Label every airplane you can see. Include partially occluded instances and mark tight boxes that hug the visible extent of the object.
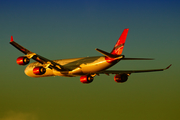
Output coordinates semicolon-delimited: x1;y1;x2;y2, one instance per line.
10;28;171;84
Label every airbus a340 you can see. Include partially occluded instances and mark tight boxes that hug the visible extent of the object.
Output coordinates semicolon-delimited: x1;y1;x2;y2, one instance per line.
10;29;171;83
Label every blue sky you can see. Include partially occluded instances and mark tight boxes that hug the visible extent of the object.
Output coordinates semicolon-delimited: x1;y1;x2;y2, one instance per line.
0;0;180;120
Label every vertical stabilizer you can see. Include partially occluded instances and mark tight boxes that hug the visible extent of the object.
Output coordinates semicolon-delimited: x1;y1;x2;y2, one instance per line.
111;28;129;55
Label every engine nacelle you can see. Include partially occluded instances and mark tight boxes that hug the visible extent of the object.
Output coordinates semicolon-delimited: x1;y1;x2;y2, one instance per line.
114;74;128;83
80;75;94;84
16;56;30;65
33;67;46;75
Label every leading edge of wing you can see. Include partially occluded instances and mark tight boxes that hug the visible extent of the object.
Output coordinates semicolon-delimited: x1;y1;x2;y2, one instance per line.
97;64;172;74
10;36;66;71
10;36;32;54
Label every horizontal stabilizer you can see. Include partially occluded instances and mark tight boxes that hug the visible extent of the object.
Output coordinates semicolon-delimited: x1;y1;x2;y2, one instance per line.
95;48;118;58
121;58;154;60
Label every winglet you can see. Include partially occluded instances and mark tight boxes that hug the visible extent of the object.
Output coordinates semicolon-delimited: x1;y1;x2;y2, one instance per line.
10;36;14;42
165;64;172;70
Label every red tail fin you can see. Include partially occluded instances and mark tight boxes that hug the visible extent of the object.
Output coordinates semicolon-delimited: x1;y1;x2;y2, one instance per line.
10;36;14;42
111;28;129;55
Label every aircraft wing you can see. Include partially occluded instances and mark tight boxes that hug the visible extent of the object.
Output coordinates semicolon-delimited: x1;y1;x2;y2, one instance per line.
97;64;172;75
10;36;66;71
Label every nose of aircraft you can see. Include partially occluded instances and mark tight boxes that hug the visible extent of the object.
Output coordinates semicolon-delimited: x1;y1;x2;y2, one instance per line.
24;67;33;77
24;67;29;76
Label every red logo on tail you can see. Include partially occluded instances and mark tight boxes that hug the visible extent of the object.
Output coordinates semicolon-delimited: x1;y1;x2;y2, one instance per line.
111;28;129;55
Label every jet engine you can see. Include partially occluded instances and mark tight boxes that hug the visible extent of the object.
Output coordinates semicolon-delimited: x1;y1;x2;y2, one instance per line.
16;56;30;65
33;67;46;75
80;75;94;84
114;73;128;83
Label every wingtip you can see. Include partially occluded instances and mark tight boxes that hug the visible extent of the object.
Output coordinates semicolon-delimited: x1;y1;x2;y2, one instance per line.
165;64;172;70
10;36;14;42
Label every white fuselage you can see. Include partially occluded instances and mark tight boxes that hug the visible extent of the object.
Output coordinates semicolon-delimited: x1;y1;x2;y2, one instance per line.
24;56;119;77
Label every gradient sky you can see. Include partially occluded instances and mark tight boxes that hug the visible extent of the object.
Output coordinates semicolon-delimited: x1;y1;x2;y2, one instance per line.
0;0;180;120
